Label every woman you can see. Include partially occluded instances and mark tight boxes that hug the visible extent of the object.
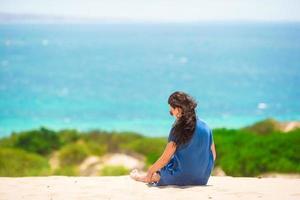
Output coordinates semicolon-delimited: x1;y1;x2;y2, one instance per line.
130;91;217;186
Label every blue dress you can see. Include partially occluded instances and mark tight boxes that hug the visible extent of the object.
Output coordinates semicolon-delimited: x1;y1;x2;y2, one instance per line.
154;116;215;186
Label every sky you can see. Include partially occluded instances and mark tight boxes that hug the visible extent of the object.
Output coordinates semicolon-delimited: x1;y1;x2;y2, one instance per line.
0;0;300;22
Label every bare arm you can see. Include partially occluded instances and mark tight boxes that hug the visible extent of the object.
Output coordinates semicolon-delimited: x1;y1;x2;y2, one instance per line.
148;141;177;174
211;142;216;161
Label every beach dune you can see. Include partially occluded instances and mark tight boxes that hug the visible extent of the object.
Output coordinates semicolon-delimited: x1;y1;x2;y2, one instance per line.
0;175;299;200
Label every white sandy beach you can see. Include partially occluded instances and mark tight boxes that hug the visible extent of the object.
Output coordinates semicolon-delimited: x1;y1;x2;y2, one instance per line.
0;175;299;200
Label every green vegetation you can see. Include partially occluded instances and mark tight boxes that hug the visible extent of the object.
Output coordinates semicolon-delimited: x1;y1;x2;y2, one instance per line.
100;165;130;176
52;165;79;176
0;119;299;177
58;142;90;167
0;127;61;156
0;147;50;176
243;118;282;134
120;137;166;166
213;128;300;176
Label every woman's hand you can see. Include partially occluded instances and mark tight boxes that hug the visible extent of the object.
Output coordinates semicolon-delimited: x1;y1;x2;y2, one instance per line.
144;171;154;183
144;141;177;183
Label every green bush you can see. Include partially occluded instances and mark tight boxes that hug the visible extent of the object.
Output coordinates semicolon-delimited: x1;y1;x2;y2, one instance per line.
120;137;167;166
84;141;107;156
52;165;79;176
0;147;50;176
58;142;90;167
0;133;19;148
213;128;300;176
8;127;61;156
57;129;81;146
81;130;144;152
0;119;299;177
99;165;130;176
243;118;281;134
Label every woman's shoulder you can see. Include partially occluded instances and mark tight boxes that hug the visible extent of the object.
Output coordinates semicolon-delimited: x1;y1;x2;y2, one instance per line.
196;117;212;134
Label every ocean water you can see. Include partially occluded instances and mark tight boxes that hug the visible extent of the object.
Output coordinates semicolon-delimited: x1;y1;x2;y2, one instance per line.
0;22;300;137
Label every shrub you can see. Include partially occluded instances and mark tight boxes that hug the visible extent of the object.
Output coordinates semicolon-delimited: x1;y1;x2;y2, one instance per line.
52;165;79;176
243;118;281;134
13;127;60;155
120;137;167;166
0;147;50;176
99;165;130;176
84;141;107;156
57;129;81;146
81;130;144;153
58;142;90;167
213;128;300;176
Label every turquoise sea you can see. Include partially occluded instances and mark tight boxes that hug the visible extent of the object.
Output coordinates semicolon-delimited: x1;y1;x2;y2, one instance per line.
0;22;300;137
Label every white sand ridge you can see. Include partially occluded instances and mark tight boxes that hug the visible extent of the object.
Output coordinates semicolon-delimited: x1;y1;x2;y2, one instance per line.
0;175;299;200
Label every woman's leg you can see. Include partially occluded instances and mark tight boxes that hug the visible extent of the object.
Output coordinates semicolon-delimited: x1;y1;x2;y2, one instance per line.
130;169;160;183
130;169;148;182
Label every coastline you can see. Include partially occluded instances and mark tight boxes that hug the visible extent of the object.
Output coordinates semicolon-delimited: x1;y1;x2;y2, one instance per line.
1;118;299;138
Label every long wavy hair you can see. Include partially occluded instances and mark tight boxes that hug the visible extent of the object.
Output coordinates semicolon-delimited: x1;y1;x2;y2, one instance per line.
168;91;198;148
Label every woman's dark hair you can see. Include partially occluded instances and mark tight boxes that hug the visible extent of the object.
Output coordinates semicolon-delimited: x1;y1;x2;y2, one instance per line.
168;91;198;148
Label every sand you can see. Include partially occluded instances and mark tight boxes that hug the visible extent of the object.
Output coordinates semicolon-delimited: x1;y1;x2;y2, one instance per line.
0;175;299;200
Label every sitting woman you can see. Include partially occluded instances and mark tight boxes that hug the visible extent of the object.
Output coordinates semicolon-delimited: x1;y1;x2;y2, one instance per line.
130;91;216;186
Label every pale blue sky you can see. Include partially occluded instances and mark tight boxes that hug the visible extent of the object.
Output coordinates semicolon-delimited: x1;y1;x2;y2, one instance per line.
0;0;300;22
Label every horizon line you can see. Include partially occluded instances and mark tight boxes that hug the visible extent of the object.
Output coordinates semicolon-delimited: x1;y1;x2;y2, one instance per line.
1;12;300;24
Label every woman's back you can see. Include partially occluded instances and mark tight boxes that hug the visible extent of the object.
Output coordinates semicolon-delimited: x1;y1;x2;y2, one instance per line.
156;116;215;186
